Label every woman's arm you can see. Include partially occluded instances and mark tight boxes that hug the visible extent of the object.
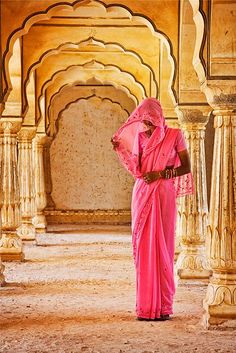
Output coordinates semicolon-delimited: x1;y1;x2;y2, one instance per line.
143;149;191;183
171;149;191;177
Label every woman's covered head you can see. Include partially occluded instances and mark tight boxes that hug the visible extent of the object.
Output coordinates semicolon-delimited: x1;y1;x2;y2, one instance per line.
138;98;164;127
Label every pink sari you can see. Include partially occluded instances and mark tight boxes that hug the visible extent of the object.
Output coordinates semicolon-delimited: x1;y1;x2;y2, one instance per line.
113;98;193;319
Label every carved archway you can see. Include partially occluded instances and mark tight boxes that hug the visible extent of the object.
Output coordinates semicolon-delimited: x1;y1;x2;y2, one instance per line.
2;0;177;112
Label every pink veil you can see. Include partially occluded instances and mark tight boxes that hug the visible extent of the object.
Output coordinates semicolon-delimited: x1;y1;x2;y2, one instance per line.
113;98;194;197
112;98;166;177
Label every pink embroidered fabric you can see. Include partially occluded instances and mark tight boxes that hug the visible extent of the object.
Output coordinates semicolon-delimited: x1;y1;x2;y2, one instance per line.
113;98;194;319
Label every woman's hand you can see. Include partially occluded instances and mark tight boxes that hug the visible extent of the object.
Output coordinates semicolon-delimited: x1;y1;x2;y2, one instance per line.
111;137;119;150
143;171;161;184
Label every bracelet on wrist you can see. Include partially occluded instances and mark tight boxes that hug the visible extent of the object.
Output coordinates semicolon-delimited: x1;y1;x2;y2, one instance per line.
162;168;178;179
173;168;177;178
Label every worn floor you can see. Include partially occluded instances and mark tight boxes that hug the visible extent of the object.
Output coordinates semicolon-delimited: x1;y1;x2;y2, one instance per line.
0;226;235;353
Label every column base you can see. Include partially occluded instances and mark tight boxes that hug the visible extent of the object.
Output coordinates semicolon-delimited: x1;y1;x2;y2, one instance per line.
17;220;36;240
176;246;212;279
33;214;47;233
203;274;236;329
203;311;236;330
0;232;24;262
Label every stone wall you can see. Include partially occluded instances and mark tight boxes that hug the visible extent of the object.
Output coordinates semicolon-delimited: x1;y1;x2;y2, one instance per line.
50;96;134;210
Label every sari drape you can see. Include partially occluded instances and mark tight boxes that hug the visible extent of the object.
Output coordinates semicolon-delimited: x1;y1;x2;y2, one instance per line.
113;98;193;319
132;128;180;318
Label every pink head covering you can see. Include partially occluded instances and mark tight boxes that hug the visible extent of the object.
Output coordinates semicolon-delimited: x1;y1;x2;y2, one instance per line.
113;98;166;156
138;97;164;127
112;98;167;177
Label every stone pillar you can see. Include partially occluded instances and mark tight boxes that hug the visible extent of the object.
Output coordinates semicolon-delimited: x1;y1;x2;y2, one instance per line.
43;136;55;210
175;107;212;279
32;134;47;233
0;119;24;261
17;127;36;240
167;119;183;261
202;91;236;328
0;189;5;285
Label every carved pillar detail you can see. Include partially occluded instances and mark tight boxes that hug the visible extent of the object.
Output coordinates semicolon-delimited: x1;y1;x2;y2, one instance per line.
32;134;47;233
17;127;36;240
43;136;55;210
175;107;212;279
201;89;236;328
0;119;24;261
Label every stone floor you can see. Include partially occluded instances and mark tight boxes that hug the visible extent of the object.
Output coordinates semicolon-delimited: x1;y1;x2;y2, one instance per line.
0;226;235;353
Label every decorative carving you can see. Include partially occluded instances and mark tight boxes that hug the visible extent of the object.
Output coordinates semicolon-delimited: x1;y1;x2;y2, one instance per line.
0;233;22;249
17;127;36;240
201;80;236;109
175;107;212;279
0;118;24;261
213;93;236;106
208;226;236;270
45;209;131;225
203;278;236;329
176;247;211;278
205;281;236;306
176;109;208;124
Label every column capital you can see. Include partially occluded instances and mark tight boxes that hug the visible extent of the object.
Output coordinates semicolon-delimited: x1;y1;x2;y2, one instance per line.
201;80;236;110
0;117;22;134
175;105;211;127
34;133;51;146
18;126;36;141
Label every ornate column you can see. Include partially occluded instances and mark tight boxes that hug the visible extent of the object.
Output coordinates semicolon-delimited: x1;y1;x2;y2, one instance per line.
43;136;55;210
32;133;47;233
0;119;24;261
202;86;236;328
167;119;183;260
0;183;5;285
175;107;212;279
17;127;36;240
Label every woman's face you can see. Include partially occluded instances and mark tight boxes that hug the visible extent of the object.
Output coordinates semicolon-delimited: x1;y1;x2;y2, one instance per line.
142;120;156;132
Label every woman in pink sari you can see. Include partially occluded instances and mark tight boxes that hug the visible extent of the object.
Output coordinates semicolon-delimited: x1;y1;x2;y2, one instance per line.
111;98;193;321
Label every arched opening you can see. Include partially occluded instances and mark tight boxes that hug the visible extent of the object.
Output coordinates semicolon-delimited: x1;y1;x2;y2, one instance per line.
2;0;177;120
49;95;134;223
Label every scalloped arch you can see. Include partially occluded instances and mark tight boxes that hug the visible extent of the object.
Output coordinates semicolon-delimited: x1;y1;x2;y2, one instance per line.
48;79;136;120
24;37;158;113
46;79;137;136
3;0;177;106
37;61;145;122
